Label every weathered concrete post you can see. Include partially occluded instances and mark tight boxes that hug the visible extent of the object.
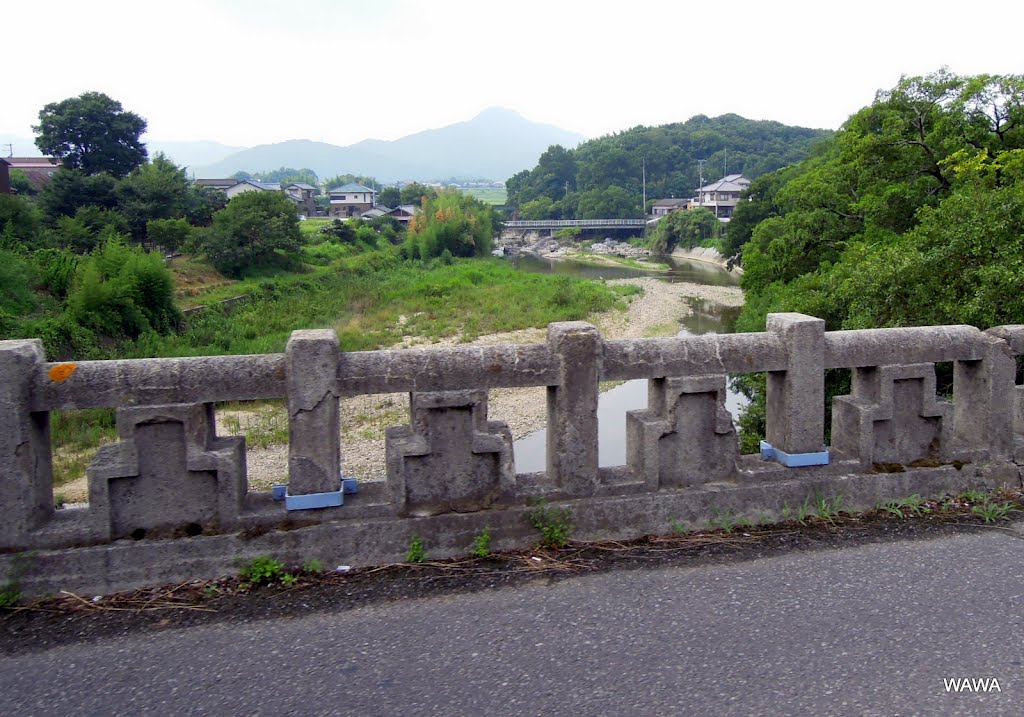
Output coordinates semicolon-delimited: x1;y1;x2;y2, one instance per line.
285;330;342;509
955;333;1016;460
764;313;826;463
546;322;601;496
0;340;52;548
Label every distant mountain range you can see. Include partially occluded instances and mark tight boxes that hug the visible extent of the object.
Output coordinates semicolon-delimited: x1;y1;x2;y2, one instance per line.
192;108;587;182
0;134;245;172
1;108;584;182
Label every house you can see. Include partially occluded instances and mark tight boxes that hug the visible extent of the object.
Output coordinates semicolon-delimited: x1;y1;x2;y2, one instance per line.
328;183;376;218
0;158;9;194
282;182;317;217
193;178;238;192
3;157;60;191
688;174;750;220
385;204;421;225
224;180;281;200
358;206;390;220
650;197;689;217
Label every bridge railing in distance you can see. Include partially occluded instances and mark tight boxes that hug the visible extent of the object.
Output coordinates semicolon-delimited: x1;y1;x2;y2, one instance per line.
2;313;1022;597
502;219;647;228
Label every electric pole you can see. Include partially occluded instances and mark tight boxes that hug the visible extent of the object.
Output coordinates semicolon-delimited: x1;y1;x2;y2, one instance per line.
697;159;706;208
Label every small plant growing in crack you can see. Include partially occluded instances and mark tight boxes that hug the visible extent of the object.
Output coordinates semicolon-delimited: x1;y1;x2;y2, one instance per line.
709;508;738;532
239;556;293;587
470;526;492;558
972;500;1014;523
406;535;427;563
0;553;32;608
814;496;845;526
528;499;573;549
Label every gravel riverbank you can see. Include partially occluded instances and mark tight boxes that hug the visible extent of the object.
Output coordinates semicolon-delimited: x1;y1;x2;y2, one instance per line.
57;278;744;498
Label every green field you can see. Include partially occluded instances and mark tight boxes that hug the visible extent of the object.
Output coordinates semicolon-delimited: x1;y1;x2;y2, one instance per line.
461;187;507;205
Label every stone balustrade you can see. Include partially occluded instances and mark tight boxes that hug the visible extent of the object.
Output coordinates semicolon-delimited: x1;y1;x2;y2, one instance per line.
2;314;1022;597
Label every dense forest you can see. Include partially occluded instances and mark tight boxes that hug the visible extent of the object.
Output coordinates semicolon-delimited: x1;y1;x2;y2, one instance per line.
727;70;1024;447
505;114;833;219
733;70;1024;333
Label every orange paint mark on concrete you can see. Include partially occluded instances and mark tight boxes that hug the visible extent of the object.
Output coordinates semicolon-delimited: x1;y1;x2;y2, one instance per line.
48;363;78;383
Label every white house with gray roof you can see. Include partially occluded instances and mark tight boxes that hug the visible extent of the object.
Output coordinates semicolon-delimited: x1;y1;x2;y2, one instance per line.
328;183;377;218
688;174;750;220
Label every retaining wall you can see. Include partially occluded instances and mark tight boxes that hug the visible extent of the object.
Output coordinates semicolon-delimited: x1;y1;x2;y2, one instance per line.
3;314;1024;597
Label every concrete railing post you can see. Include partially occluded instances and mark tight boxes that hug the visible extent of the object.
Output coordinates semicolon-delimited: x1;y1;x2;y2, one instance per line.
955;333;1016;460
0;340;53;548
285;330;342;509
763;313;827;464
546;322;601;496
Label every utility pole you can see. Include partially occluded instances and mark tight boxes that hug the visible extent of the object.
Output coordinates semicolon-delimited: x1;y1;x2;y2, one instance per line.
641;157;646;215
1;143;12;158
697;159;706;208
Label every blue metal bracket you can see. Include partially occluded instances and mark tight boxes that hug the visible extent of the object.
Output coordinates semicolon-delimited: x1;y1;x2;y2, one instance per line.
272;475;359;509
285;489;343;511
760;440;830;467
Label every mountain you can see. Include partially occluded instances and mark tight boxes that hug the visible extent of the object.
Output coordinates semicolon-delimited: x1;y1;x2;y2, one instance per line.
0;134;245;170
506;113;834;219
145;139;247;171
192;108;586;182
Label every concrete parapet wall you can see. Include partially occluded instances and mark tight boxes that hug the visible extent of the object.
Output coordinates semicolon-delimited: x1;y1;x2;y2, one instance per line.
2;314;1023;597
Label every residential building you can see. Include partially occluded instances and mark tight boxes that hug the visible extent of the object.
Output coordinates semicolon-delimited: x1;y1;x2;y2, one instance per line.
224;180;281;200
4;157;60;191
386;204;421;225
0;158;9;194
282;182;317;217
650;197;689;217
328;183;376;218
688;174;750;220
193;178;238;192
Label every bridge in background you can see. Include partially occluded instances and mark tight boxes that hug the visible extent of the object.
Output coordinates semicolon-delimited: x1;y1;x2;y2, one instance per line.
502;219;648;230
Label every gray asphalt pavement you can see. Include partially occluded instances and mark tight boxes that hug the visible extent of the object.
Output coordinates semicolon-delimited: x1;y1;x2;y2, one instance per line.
2;525;1023;717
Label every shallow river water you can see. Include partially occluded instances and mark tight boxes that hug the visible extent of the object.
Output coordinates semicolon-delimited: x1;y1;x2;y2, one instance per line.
509;255;746;471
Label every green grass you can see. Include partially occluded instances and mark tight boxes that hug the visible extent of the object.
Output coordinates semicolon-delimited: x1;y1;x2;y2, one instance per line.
460;188;507;205
299;218;333;236
125;256;626;358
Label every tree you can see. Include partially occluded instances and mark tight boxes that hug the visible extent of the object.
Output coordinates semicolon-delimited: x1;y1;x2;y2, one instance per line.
648;207;718;253
403;190;493;259
324;174;380;191
146;218;192;253
576;185;642;219
0;194;42;247
115;153;191;239
66;236;180;338
34;92;147;178
379;186;401;207
400;182;438;206
201;191;303;276
37;168;118;222
8;169;35;196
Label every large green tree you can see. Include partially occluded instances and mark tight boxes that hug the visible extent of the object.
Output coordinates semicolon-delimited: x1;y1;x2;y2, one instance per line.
34;92;148;178
201;191;303;276
115;153;191;239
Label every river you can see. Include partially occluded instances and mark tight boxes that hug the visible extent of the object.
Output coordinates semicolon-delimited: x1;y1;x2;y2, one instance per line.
509;254;745;472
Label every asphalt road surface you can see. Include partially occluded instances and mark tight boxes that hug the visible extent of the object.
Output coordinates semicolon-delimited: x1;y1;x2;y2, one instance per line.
2;526;1023;716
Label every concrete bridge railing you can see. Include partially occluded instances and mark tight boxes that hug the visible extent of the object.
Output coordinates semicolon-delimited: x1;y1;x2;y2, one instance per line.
3;313;1023;596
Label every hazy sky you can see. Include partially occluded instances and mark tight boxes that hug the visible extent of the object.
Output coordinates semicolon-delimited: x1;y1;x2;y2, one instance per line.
4;0;1022;148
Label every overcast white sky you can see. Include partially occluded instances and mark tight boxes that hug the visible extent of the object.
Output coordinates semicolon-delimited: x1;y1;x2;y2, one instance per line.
3;0;1022;148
